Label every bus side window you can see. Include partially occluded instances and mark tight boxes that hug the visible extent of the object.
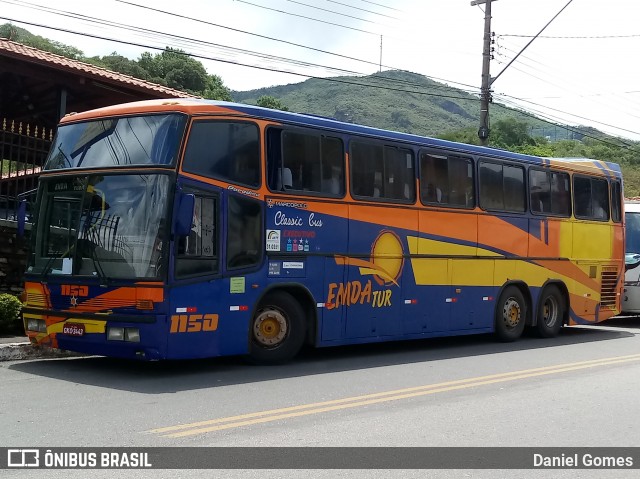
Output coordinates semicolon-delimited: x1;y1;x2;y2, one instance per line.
550;172;571;216
176;193;218;278
574;176;609;220
227;195;262;269
320;136;344;196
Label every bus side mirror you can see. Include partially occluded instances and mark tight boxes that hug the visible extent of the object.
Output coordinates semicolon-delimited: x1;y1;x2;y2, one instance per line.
17;199;27;238
175;193;195;237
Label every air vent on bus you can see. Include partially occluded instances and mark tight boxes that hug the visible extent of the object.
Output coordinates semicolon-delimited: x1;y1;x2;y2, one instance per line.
600;267;618;308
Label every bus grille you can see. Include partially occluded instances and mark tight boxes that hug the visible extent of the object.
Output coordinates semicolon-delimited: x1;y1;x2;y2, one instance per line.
600;267;618;308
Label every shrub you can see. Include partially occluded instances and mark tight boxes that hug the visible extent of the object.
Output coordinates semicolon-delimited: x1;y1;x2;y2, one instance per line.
0;293;23;333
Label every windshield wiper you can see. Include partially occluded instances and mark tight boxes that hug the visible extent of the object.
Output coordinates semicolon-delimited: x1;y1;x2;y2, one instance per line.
77;239;110;286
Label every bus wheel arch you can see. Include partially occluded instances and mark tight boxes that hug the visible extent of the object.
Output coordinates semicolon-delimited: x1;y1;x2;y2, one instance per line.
534;283;566;338
247;287;315;364
494;282;529;342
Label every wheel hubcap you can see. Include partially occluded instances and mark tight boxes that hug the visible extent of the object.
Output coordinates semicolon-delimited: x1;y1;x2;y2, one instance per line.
503;298;521;328
543;296;559;327
253;309;288;346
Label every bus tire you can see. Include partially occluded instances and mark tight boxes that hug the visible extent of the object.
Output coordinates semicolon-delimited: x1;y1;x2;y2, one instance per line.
495;285;527;342
248;291;306;364
535;285;564;338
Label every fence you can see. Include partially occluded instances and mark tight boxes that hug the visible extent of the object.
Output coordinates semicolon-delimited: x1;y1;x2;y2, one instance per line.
0;118;52;220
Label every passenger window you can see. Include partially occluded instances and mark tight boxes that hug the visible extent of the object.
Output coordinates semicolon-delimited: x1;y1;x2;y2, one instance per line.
267;129;344;196
611;181;622;223
351;141;414;202
420;152;474;207
550;172;571;216
529;169;571;216
479;161;525;212
574;176;609;221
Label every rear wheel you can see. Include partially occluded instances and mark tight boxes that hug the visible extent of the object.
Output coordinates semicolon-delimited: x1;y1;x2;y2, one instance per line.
535;285;564;338
495;286;527;342
248;291;306;364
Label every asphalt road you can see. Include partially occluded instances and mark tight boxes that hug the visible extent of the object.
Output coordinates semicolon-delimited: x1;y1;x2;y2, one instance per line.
2;317;640;478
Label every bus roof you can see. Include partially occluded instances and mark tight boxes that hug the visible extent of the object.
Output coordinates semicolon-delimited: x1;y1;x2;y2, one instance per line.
59;98;621;178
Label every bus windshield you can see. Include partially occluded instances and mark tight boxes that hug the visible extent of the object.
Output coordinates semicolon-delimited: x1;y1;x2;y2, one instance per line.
44;114;187;170
27;174;170;280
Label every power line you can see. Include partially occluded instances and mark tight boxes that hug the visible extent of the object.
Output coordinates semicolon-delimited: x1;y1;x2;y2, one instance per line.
494;96;640;151
23;0;473;92
3;1;638;151
234;0;380;36
358;0;404;13
500;33;640;39
284;0;392;28
494;38;640;119
2;0;478;95
325;0;400;20
0;15;482;104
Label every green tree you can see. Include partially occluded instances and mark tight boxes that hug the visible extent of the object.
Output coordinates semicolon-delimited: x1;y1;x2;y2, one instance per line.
439;127;482;146
489;118;536;149
137;48;209;94
87;53;151;80
256;95;289;111
202;74;232;101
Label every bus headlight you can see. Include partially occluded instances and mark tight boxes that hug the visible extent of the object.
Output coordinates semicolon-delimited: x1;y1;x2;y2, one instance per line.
107;327;140;342
107;327;124;341
125;328;140;343
26;318;47;332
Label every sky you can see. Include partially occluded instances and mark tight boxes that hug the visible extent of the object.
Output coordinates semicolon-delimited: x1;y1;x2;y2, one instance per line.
1;0;640;142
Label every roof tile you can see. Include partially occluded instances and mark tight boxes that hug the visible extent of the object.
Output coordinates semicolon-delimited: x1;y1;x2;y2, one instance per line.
0;38;198;98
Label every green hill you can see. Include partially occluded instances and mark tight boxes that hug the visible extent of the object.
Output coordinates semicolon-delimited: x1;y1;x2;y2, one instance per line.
232;70;557;139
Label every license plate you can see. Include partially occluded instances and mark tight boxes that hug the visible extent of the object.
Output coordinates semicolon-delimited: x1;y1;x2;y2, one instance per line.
62;323;85;337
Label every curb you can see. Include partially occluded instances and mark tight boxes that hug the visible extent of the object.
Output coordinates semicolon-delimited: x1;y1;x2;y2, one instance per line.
0;342;83;362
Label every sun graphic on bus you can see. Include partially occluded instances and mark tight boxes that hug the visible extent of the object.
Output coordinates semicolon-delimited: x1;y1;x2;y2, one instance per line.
369;230;405;286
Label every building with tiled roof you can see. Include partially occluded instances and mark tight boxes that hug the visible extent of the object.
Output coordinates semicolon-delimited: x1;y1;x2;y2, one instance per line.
1;38;199;226
0;37;196;127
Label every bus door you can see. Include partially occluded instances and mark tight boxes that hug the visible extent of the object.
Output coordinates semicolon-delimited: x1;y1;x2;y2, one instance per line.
168;186;265;359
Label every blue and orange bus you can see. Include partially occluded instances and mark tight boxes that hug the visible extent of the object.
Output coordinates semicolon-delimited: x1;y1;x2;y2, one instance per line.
21;99;624;363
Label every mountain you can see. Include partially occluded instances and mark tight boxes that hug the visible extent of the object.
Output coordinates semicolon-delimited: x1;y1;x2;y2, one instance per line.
232;70;561;140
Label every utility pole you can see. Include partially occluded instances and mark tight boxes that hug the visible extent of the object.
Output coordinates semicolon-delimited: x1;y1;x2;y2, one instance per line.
471;0;495;146
471;0;574;146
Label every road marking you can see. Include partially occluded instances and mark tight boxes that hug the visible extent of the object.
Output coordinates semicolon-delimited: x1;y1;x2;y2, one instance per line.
149;353;640;438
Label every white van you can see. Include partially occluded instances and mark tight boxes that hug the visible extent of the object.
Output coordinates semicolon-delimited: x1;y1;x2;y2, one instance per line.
623;200;640;313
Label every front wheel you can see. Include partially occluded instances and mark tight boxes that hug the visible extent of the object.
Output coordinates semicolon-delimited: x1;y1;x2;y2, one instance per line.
535;285;564;338
248;291;306;364
495;285;527;342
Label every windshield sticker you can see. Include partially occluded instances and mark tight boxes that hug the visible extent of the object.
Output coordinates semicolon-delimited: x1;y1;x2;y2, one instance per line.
283;262;304;269
230;277;246;294
266;229;281;251
268;262;281;276
283;230;316;239
286;238;310;252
